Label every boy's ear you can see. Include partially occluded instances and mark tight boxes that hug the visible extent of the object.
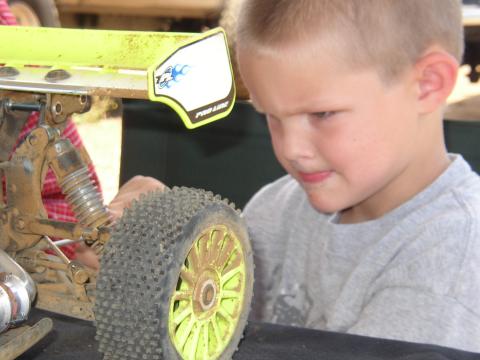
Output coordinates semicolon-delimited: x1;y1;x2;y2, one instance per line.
414;48;459;115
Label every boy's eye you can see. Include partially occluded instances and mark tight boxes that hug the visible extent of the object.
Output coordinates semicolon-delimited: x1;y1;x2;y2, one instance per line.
311;111;334;120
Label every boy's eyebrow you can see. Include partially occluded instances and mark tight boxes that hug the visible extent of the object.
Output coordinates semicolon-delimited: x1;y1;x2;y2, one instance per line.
249;98;347;117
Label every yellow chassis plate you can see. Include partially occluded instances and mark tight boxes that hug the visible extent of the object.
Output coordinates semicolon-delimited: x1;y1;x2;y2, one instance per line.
0;26;236;128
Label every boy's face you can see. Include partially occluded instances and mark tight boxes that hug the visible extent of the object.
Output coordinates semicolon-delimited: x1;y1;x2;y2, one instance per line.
239;45;424;219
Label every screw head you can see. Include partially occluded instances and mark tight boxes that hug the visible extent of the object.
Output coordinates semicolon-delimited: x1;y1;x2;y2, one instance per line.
45;69;71;82
0;66;19;78
28;135;38;146
16;218;25;230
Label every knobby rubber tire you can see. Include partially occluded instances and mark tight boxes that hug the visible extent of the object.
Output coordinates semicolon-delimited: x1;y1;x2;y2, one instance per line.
94;187;253;360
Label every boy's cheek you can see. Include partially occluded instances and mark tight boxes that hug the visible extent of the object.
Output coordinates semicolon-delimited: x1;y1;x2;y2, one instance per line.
268;132;285;160
272;145;293;175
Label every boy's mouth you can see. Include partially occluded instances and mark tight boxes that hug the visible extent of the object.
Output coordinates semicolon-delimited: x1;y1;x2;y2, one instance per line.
298;170;332;184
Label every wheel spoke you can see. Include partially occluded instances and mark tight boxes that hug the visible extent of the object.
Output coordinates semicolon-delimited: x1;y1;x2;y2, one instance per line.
187;244;201;273
177;317;195;351
203;322;209;360
221;267;242;287
180;267;195;287
221;290;241;299
189;323;202;360
215;235;236;270
218;307;234;323
173;306;192;326
198;233;209;264
208;229;225;264
173;290;192;302
211;317;222;347
222;255;241;277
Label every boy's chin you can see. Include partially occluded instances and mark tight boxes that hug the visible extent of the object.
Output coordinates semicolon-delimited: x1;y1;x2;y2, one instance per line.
306;193;347;214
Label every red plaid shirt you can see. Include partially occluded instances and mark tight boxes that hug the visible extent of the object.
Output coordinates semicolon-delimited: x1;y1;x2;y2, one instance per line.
1;1;102;258
0;0;15;25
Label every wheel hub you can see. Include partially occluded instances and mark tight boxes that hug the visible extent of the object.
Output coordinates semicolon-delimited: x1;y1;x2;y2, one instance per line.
193;270;220;317
199;279;216;311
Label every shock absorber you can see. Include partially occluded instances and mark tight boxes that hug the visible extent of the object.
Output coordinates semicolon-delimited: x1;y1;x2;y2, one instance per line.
47;138;111;229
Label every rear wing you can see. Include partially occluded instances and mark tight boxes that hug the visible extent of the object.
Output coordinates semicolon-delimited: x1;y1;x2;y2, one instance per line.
0;26;235;129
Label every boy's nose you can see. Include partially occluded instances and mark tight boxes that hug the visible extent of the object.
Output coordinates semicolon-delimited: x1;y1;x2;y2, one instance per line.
280;120;315;162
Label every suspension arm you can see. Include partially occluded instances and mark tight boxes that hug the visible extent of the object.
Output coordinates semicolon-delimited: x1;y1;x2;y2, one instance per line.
8;215;111;245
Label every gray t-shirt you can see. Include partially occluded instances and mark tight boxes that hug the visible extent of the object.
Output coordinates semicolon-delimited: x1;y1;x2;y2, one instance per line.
243;154;480;352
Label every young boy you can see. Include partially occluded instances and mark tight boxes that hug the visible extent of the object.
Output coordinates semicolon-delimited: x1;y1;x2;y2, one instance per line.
236;0;480;353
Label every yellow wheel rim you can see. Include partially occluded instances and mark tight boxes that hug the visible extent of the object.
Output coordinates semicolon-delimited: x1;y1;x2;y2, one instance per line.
169;225;247;360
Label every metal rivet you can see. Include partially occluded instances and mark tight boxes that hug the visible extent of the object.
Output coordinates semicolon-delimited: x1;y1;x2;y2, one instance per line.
16;219;25;230
0;66;19;78
45;69;71;82
54;102;62;114
28;135;38;146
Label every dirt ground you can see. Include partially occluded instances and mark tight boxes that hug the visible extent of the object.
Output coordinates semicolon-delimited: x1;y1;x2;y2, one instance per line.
74;65;480;205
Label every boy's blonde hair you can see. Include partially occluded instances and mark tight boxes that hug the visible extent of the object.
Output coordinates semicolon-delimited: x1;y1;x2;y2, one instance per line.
236;0;464;81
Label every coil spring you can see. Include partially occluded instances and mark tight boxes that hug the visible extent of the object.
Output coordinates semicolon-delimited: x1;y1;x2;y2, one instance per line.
60;166;110;228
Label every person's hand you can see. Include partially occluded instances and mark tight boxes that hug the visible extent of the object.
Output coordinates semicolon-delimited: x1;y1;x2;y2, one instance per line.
108;175;166;220
75;176;165;270
75;243;100;271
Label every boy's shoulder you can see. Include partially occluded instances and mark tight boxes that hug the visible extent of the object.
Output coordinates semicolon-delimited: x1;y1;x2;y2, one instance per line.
434;166;480;313
402;156;480;267
414;154;480;216
413;156;480;249
443;158;480;219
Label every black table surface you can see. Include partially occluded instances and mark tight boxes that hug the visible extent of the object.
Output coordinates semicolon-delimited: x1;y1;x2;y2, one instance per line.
17;309;480;360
